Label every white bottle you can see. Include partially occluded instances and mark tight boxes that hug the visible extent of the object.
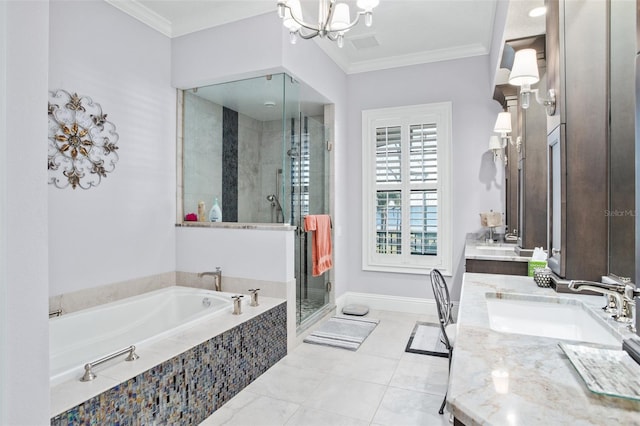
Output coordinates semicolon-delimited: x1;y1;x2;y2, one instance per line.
209;197;222;222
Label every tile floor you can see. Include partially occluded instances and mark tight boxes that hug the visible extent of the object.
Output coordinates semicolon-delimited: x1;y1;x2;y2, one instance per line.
200;309;452;425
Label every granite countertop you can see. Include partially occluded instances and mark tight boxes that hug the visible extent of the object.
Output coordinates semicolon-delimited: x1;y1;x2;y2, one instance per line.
464;236;530;262
449;273;640;425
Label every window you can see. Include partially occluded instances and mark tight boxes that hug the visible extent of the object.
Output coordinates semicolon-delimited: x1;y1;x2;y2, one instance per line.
362;103;452;275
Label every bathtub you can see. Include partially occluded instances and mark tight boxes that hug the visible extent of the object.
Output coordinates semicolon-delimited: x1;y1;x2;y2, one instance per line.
49;286;234;386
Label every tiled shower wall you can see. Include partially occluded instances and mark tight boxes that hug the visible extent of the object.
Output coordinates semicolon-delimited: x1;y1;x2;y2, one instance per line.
51;302;287;425
182;93;287;224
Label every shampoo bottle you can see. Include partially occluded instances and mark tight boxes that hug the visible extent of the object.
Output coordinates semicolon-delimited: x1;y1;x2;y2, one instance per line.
209;197;222;222
197;201;206;222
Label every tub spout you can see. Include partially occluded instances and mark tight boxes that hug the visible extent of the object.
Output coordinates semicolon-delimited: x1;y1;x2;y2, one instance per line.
198;267;222;291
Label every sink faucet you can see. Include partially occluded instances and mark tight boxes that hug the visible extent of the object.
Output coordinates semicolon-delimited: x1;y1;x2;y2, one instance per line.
198;266;222;291
569;280;639;329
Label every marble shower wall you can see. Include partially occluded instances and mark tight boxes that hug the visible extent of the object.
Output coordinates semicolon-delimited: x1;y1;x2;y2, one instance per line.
183;92;222;218
183;93;289;223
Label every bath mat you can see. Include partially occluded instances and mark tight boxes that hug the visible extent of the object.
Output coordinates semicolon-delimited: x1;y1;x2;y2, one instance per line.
405;321;448;358
303;316;379;351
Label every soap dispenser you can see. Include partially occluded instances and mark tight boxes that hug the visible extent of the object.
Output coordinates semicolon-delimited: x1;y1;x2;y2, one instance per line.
209;197;222;222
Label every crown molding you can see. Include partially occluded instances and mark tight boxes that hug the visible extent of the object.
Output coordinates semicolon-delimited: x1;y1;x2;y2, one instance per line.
345;43;490;75
105;0;172;37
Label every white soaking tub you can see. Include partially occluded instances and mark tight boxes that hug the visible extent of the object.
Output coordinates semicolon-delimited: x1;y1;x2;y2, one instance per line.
49;286;234;386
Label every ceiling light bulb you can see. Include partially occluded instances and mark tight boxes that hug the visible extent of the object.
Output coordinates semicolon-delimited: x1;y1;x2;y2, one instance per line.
365;11;373;27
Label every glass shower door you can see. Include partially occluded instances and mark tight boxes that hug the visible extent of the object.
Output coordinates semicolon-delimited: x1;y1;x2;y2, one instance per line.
289;114;331;326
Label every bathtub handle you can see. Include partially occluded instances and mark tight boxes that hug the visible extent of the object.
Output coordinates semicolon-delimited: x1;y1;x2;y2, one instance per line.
248;289;260;307
80;345;139;382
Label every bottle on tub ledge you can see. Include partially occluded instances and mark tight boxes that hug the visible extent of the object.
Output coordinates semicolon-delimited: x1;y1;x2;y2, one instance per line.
209;196;222;222
197;201;206;222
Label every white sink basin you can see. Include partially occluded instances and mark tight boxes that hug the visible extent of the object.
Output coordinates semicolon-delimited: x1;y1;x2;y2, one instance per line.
485;293;620;346
474;245;516;252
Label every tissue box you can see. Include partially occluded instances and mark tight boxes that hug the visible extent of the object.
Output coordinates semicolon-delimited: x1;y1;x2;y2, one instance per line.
528;260;548;277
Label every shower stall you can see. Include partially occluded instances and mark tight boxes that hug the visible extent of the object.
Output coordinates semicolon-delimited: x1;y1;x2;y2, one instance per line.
181;73;332;327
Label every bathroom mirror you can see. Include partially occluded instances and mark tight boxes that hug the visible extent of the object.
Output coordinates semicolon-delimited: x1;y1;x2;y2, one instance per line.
180;73;328;224
497;35;548;250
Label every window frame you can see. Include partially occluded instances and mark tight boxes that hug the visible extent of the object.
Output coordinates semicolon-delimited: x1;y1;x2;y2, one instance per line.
361;103;453;275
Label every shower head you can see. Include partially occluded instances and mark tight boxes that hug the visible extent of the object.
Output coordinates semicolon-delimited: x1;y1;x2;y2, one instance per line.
266;194;276;202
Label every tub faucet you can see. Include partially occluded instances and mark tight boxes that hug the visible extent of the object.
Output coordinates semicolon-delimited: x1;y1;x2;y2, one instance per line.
248;288;260;307
198;267;222;291
231;295;243;315
568;280;638;326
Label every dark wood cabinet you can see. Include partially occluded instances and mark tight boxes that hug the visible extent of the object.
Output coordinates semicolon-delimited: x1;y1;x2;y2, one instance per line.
545;0;609;281
465;259;528;276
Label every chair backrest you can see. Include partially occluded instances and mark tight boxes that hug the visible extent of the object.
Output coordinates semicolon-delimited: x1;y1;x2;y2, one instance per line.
430;268;453;346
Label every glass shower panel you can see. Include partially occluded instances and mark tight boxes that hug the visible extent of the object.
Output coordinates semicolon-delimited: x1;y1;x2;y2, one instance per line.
290;115;330;325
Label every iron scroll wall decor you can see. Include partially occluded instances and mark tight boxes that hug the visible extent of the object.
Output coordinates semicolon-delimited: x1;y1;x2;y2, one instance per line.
48;90;119;190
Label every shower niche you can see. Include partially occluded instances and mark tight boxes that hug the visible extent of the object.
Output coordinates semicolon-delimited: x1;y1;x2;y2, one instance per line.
180;73;332;326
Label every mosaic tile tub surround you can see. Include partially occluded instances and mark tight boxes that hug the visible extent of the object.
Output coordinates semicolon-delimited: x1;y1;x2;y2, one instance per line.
51;302;287;425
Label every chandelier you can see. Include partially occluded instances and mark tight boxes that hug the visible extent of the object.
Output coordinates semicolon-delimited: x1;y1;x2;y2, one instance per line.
277;0;380;48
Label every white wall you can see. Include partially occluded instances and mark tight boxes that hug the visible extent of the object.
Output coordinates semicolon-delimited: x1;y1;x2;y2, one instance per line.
176;227;294;282
345;56;504;301
48;0;176;296
2;1;50;423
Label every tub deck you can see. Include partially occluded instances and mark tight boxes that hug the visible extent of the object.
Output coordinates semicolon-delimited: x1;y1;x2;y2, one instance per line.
50;289;287;421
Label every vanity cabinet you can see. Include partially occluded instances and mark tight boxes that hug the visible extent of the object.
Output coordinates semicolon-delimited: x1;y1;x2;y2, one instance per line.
545;0;609;281
465;259;528;276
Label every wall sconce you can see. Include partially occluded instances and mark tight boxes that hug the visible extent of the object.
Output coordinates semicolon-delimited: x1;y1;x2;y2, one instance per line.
509;48;556;116
489;135;506;164
494;111;512;141
494;111;522;153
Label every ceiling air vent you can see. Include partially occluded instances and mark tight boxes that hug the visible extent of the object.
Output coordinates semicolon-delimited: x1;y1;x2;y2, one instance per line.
350;35;379;50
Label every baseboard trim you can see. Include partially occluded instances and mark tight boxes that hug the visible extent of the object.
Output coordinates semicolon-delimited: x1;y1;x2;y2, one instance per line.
335;291;459;318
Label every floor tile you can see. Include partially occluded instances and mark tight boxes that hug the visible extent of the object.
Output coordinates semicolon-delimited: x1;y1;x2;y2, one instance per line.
200;391;299;426
327;351;399;385
285;407;369;426
390;353;449;395
199;309;451;426
244;362;326;404
303;375;387;422
279;341;354;373
372;386;451;426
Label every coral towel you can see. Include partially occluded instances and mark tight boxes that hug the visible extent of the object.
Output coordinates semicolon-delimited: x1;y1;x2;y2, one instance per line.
304;214;333;277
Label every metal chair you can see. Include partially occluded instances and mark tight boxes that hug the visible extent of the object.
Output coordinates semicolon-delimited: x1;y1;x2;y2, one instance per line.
430;268;456;415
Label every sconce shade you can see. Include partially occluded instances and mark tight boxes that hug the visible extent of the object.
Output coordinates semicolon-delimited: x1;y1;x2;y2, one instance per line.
494;112;512;134
489;135;503;150
509;48;540;87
